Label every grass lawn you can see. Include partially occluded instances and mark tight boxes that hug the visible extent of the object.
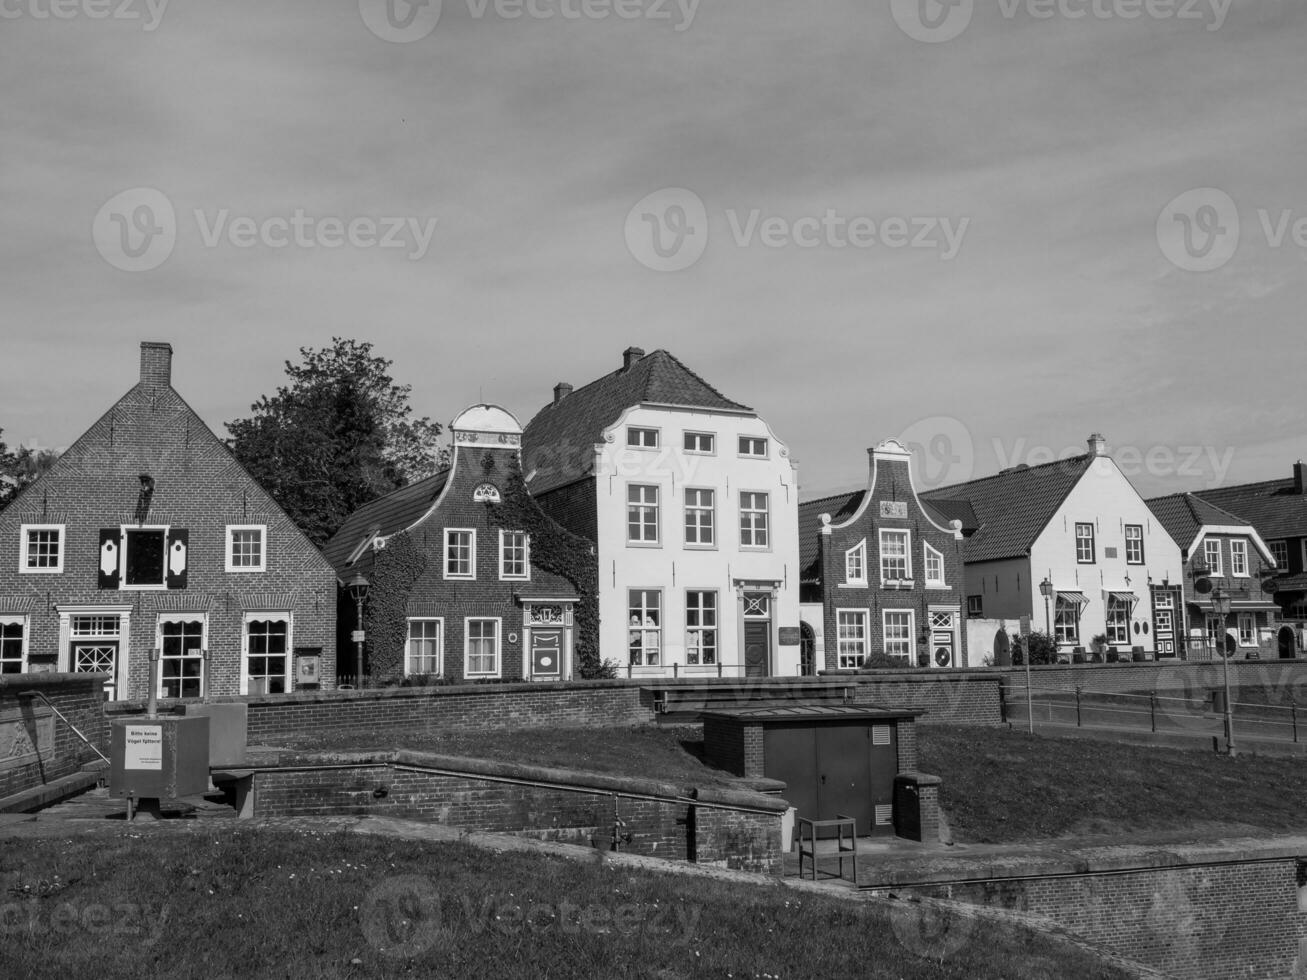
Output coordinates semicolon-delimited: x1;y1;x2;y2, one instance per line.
0;827;1130;980
919;725;1307;843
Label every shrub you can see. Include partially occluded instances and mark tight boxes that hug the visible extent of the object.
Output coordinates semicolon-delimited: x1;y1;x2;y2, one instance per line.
1010;631;1058;666
860;650;914;670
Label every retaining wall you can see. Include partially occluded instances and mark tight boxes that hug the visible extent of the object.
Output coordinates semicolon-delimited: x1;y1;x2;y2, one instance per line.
0;673;106;804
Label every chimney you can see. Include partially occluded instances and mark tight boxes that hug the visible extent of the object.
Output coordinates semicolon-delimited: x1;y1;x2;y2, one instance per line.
553;382;573;404
1295;460;1306;495
139;341;173;391
1087;432;1107;457
622;347;645;372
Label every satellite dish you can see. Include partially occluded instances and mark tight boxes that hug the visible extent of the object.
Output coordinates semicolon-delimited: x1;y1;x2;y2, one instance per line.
1194;577;1213;595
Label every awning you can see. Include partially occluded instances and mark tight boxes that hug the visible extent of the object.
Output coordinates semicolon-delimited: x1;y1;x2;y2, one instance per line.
1105;590;1138;608
1056;591;1090;609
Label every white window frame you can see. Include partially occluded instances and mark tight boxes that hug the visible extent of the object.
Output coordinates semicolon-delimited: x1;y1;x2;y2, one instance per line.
1124;524;1144;565
836;609;868;669
685;590;718;667
627;427;659;450
1054;596;1081;645
844;539;867;586
119;524;171;590
684;488;715;548
1237;613;1256;647
967;595;983;618
923;542;946;587
880;529;912;584
628;590;662;667
444;528;476;580
498;530;530;581
225;524;267;573
20;523;65;574
156;613;207;699
1230;539;1249;578
627;484;660;545
464;617;502;678
739;491;770;550
241;611;292;696
883;609;915;663
1105;596;1130;646
1203;538;1222;576
1269;540;1289;568
406;617;444;676
1075;523;1095;564
683;431;716;455
738;436;768;458
0;615;29;674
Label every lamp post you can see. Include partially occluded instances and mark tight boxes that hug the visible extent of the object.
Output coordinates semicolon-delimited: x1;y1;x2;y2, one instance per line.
1039;577;1053;636
346;572;370;688
1212;586;1235;755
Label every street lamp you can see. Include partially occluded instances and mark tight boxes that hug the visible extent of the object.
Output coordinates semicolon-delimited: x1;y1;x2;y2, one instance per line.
1039;577;1053;636
346;572;370;688
1212;585;1235;756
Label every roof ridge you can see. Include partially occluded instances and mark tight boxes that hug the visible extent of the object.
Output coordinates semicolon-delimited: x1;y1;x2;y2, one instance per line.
922;453;1091;496
798;490;862;509
643;349;752;412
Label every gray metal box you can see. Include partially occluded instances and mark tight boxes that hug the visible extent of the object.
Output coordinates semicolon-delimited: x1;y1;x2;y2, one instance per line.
109;716;210;800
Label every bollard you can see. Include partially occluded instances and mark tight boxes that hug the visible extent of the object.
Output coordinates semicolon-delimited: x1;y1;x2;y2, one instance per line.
1150;692;1157;733
1075;686;1082;727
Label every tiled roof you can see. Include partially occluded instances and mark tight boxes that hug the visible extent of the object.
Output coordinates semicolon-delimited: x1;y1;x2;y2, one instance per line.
521;350;751;496
322;470;450;577
1194;478;1307;540
1145;492;1252;554
920;456;1094;563
1268;572;1307;595
797;491;863;582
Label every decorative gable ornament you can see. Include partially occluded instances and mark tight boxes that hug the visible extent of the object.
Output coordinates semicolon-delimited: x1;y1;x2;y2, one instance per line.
473;483;502;504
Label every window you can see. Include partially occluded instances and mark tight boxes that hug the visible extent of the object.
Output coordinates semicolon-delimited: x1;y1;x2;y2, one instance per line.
684;489;715;547
685;591;717;666
445;529;475;579
245;615;289;695
627;485;660;544
1206;615;1227;652
740;492;769;548
124;527;167;587
967;595;983;618
628;590;661;667
1124;524;1144;565
499;530;529;580
627;427;659;449
836;610;867;669
20;524;63;573
1238;613;1256;647
159;617;204;699
883;610;914;662
465;618;500;677
0;617;26;674
1105;596;1129;646
226;525;266;573
683;432;715;454
1054;596;1080;645
880;529;911;582
1075;523;1095;564
845;540;867;585
1203;538;1222;576
406;619;443;675
1230;540;1249;577
738;436;768;458
924;543;945;586
1270;540;1289;568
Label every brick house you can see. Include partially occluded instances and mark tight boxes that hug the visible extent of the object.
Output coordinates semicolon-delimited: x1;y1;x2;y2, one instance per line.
1146;492;1280;659
920;435;1183;662
521;347;801;678
324;405;585;683
1195;462;1307;658
798;440;967;671
0;342;337;700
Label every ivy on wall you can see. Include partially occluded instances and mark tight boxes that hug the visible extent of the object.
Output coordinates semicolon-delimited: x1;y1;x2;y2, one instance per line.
363;531;428;680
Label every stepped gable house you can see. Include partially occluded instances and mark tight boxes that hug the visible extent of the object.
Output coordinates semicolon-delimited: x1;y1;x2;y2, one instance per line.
324;405;584;683
798;440;967;671
0;342;337;700
521;347;802;678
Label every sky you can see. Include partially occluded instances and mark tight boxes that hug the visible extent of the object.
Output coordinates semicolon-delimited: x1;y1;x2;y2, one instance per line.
1;0;1304;502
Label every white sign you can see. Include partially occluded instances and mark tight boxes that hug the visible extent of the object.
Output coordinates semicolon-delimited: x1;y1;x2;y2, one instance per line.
351;630;366;643
879;501;908;519
123;725;163;771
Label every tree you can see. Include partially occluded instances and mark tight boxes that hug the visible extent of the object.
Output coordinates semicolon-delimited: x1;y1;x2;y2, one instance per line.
0;429;16;511
1011;631;1058;666
227;339;445;547
0;431;59;512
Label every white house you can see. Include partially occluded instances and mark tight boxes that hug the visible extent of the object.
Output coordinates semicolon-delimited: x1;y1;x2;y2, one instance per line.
923;434;1184;661
522;347;802;678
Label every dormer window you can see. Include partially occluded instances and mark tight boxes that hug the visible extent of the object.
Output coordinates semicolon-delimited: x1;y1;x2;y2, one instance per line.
1230;539;1248;577
1203;539;1222;577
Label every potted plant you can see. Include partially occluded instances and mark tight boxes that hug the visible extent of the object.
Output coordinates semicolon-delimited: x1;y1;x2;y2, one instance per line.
1090;634;1109;663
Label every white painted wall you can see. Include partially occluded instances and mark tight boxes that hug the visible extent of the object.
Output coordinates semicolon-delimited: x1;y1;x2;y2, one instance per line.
593;405;801;677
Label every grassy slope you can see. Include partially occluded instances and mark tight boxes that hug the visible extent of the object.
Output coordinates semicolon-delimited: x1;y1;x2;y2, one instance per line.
0;829;1129;980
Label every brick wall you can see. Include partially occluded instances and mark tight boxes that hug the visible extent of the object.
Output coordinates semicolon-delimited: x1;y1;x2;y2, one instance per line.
844;673;1005;725
912;859;1307;980
535;480;599;545
0;673;106;801
992;659;1307;701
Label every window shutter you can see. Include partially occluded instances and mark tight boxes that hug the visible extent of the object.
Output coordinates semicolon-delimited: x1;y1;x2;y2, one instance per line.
166;529;188;590
98;530;120;590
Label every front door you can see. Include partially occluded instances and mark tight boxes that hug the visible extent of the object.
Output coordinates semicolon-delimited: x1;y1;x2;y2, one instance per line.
929;611;957;668
72;642;120;700
1280;626;1297;659
799;623;816;676
530;629;562;680
743;592;771;678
